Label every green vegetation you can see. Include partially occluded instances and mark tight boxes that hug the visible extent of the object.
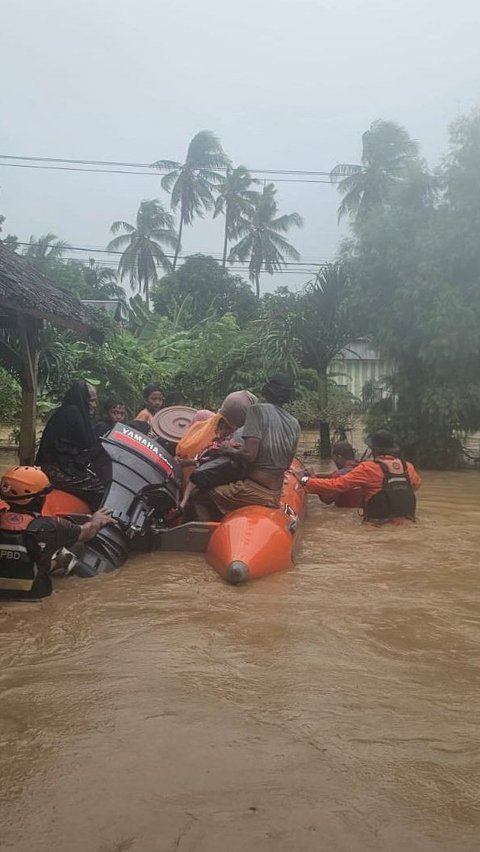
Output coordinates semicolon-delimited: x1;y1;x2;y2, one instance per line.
152;255;257;329
0;367;21;427
1;114;480;466
341;111;480;467
253;264;357;456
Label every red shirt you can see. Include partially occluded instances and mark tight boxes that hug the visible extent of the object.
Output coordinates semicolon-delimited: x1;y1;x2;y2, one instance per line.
306;456;421;505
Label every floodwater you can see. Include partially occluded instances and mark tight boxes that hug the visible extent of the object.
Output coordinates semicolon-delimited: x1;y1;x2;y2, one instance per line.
0;471;479;852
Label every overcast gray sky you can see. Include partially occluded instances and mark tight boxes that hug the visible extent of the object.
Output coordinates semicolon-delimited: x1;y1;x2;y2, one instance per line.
1;0;479;293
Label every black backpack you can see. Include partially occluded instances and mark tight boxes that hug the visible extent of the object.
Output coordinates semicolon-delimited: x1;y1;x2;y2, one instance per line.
0;515;51;599
364;458;416;521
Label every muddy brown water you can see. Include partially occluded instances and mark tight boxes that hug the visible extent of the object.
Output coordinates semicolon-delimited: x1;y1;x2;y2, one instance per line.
0;471;479;852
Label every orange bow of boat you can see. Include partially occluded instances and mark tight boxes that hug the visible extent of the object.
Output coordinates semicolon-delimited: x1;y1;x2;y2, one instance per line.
207;459;305;584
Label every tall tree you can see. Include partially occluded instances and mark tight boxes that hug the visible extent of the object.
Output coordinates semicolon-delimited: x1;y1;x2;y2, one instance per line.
151;130;229;269
258;263;358;456
23;233;70;272
107;200;177;309
345;111;480;467
152;254;257;328
331;120;419;222
229;183;302;297
213;166;257;266
82;259;126;300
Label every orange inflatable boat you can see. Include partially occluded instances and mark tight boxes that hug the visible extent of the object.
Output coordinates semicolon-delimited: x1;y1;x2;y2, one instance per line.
153;458;306;584
37;451;306;586
206;458;305;584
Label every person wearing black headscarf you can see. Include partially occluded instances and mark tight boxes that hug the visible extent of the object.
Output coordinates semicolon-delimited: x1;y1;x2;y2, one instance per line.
36;380;104;509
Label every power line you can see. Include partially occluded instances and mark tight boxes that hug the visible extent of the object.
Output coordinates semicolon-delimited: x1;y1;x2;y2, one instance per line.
85;263;320;276
0;152;337;178
72;260;325;274
15;241;334;264
55;258;322;274
0;161;338;184
66;246;333;263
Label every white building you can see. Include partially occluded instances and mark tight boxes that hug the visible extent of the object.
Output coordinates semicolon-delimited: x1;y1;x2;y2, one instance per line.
330;339;391;401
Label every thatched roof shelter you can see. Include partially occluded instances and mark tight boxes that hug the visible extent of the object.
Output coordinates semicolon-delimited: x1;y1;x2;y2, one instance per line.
0;242;104;463
81;298;128;324
0;242;103;342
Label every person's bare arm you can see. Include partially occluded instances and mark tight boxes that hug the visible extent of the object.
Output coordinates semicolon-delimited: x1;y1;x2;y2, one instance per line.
77;508;116;542
217;436;260;464
291;466;331;480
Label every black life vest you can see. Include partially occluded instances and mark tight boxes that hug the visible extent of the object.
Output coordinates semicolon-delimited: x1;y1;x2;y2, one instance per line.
364;458;416;522
0;512;42;593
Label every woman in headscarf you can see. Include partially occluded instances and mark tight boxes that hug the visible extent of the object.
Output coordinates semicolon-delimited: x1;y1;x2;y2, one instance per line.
192;409;215;423
36;380;104;510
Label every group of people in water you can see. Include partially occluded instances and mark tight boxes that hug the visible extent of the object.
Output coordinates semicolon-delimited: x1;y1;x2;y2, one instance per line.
0;372;421;599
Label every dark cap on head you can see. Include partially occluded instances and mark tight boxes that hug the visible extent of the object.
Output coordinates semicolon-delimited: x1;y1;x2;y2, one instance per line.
263;373;295;405
367;429;395;453
332;440;355;460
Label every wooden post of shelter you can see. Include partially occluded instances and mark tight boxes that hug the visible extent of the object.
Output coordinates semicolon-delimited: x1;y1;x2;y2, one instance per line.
0;242;103;466
17;315;40;464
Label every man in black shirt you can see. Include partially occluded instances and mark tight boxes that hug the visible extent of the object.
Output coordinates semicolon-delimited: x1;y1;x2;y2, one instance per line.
93;397;127;439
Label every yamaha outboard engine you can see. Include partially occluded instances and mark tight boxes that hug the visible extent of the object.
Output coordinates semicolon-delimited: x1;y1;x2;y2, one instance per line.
72;423;182;577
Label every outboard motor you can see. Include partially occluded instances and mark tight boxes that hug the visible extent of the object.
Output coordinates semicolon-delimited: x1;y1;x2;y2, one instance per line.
72;423;182;577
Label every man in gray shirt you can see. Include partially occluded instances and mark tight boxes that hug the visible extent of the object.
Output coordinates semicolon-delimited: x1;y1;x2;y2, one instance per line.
192;374;300;519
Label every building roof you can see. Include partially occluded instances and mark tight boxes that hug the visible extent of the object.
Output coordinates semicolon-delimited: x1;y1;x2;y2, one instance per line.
0;242;104;342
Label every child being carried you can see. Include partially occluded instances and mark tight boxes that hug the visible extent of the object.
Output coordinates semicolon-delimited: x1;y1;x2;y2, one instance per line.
179;418;243;511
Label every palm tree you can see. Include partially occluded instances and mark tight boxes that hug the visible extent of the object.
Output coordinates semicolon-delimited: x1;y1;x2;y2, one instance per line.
83;259;126;300
330;120;419;222
258;262;357;456
0;208;19;250
213;166;258;266
228;183;303;297
151;130;230;269
23;233;70;272
107;199;177;309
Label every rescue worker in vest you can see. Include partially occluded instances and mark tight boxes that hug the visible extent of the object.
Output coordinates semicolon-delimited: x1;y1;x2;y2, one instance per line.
0;466;115;600
299;430;421;522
